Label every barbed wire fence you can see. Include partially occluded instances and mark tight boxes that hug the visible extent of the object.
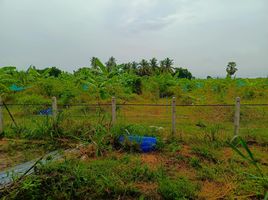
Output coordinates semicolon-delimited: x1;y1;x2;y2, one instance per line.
0;96;268;140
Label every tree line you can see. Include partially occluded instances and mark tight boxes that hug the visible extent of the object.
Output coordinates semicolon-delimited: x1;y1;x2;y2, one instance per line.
1;57;237;80
28;57;194;80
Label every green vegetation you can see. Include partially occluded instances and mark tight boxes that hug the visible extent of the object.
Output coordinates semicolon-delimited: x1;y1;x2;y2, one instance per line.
0;58;267;199
226;62;238;78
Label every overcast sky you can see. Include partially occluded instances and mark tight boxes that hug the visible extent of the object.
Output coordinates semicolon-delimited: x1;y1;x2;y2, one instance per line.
0;0;267;78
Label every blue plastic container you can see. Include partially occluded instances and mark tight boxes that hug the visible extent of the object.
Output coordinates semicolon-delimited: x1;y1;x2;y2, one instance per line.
39;108;52;116
119;135;157;153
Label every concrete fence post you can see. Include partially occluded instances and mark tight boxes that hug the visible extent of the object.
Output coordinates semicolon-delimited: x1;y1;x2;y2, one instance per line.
52;96;58;120
0;97;3;134
112;97;116;124
234;97;241;136
172;97;176;135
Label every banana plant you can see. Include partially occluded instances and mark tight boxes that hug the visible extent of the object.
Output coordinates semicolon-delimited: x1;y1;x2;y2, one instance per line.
0;67;18;95
75;58;121;100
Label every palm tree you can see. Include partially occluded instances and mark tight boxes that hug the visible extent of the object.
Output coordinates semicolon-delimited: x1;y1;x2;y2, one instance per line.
138;59;152;76
160;58;174;74
122;62;132;73
106;56;117;72
90;57;98;69
150;58;159;74
131;62;138;69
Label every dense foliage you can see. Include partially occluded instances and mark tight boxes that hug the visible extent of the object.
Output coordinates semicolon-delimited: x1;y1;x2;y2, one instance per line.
0;57;267;105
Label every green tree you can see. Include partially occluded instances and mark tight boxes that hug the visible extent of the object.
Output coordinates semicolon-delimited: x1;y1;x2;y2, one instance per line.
173;67;193;79
207;76;212;79
90;57;98;69
36;67;62;78
160;58;174;73
149;58;159;74
131;61;138;69
137;59;152;76
106;56;117;72
226;62;238;78
49;67;62;77
121;62;132;73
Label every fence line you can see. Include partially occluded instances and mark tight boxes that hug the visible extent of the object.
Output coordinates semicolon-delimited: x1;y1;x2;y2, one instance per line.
2;103;268;107
1;96;268;136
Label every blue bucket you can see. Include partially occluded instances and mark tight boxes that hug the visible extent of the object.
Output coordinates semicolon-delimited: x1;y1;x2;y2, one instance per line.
119;135;157;153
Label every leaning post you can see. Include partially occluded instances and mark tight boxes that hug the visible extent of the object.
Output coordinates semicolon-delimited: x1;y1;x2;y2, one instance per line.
172;97;176;135
52;96;58;121
112;97;116;125
234;97;241;136
0;97;3;134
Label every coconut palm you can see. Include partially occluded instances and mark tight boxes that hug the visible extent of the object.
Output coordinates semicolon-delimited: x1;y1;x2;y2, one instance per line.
138;59;152;76
106;56;117;72
150;58;159;74
160;58;174;74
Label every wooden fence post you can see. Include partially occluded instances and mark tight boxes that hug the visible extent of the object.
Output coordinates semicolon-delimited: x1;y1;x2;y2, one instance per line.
112;97;116;124
0;97;3;134
234;97;240;136
52;96;58;120
172;97;176;135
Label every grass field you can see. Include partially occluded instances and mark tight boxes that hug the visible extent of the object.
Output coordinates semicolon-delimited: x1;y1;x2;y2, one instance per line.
1;96;268;199
1;66;268;199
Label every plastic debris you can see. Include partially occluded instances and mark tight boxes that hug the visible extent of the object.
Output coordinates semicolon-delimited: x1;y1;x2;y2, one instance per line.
196;82;204;89
39;108;52;115
236;79;247;87
82;84;89;91
119;135;157;153
9;84;25;92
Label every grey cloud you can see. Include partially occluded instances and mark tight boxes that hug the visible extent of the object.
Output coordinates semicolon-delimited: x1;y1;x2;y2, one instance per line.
122;14;179;33
0;0;267;77
107;0;187;33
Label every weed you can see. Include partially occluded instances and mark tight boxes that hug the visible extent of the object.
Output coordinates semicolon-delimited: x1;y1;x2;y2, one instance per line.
196;165;217;181
126;163;160;182
158;176;198;199
189;157;202;169
191;146;218;163
196;121;223;142
1;159;142;199
228;136;268;198
166;142;182;153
